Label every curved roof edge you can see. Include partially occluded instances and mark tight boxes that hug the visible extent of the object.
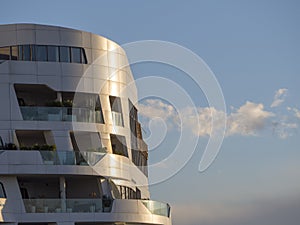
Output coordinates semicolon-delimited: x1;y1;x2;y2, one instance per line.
0;23;122;50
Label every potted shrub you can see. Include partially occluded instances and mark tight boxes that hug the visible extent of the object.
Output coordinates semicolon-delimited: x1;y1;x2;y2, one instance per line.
5;143;17;150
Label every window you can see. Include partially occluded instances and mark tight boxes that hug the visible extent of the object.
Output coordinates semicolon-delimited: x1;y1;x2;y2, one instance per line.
11;46;18;60
117;185;139;199
109;96;124;126
0;182;6;198
0;46;10;60
23;45;32;61
0;44;87;64
95;96;104;124
47;46;59;62
59;46;70;62
110;134;128;157
71;47;81;63
18;45;33;61
35;45;47;61
129;100;138;151
81;48;87;64
70;131;103;152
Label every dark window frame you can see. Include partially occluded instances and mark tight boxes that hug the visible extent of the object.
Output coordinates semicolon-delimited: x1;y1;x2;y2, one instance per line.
0;44;87;64
0;182;7;198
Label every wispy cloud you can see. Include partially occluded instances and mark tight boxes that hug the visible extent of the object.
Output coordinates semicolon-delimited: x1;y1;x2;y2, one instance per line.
271;88;288;108
287;107;300;119
139;91;298;139
272;121;298;139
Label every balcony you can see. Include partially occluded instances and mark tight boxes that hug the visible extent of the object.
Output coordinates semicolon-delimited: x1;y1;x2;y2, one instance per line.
20;106;103;123
40;150;106;166
23;198;107;213
22;198;170;217
141;200;170;217
0;149;106;167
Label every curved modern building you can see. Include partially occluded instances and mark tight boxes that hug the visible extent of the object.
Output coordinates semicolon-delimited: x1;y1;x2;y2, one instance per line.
0;24;171;225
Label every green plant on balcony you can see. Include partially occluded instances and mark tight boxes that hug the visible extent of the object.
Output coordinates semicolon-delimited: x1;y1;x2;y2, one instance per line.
20;145;30;150
63;100;73;107
32;143;40;150
45;101;63;107
5;143;17;150
20;144;56;151
40;144;56;151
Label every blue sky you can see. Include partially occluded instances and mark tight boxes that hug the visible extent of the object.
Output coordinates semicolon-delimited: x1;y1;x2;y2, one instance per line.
1;1;300;224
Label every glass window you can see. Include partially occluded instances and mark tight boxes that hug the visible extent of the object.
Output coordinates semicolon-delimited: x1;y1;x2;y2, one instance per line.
110;134;128;157
70;131;102;152
23;45;31;61
81;48;87;64
110;96;124;126
47;46;59;62
0;46;10;60
71;47;81;63
11;46;18;60
1;45;87;64
19;45;31;61
0;182;6;198
18;45;23;60
110;96;122;113
35;45;47;61
59;46;70;63
95;96;104;123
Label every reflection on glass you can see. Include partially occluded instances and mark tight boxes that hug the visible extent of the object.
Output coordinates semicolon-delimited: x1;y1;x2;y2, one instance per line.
0;47;10;60
81;48;87;64
36;45;47;61
59;46;70;62
47;46;59;62
0;44;87;64
23;45;31;61
11;46;18;60
71;47;81;63
23;198;105;213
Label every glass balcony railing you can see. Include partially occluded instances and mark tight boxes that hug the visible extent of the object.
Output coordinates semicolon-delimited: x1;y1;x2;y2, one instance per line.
111;111;123;126
39;150;106;166
23;198;106;213
20;106;103;123
22;199;170;217
142;200;171;217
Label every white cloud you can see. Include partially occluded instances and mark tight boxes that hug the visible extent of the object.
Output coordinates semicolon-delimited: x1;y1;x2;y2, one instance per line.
138;99;176;121
138;99;178;131
271;88;288;108
295;108;300;119
139;99;275;138
176;106;226;137
287;107;300;119
227;101;274;136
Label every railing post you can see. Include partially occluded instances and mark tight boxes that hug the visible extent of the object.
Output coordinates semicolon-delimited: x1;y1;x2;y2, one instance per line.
59;176;66;212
